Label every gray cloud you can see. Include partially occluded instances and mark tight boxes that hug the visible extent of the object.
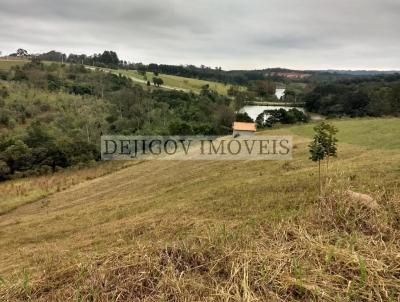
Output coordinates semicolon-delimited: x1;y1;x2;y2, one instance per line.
1;0;399;70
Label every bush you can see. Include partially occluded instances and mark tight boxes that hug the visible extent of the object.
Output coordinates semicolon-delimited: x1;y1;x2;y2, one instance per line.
0;86;9;98
0;160;11;179
235;112;254;123
256;108;309;128
168;121;193;135
4;140;32;172
37;165;53;175
0;109;10;126
192;124;215;135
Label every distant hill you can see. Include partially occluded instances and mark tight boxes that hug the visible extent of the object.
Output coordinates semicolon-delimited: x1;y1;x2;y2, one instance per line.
315;69;400;76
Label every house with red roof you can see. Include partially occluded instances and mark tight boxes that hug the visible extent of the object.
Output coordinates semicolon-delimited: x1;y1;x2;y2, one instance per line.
232;122;257;137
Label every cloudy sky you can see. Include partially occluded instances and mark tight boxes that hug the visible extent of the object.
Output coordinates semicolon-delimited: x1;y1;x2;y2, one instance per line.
1;0;399;70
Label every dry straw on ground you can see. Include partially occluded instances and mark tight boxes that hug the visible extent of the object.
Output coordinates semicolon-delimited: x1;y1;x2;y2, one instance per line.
2;189;400;301
1;124;399;301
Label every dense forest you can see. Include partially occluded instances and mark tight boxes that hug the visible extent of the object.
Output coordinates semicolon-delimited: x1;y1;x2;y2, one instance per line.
303;74;400;117
0;61;239;180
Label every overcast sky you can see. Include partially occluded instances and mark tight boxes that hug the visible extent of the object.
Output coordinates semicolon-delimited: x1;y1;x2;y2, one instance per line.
1;0;399;70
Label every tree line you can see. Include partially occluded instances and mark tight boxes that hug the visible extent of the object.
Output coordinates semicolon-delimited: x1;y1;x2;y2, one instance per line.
11;49;272;85
303;74;400;117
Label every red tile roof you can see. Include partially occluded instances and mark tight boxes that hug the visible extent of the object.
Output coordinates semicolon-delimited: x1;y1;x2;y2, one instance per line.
232;122;256;132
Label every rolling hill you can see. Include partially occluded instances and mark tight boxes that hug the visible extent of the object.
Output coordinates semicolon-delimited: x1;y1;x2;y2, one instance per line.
0;59;28;71
93;67;244;95
0;59;244;95
1;118;399;301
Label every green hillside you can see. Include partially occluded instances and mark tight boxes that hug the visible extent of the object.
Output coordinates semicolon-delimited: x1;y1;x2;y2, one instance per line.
0;61;244;185
290;118;400;150
1;118;399;301
0;59;28;71
0;60;240;95
117;69;244;95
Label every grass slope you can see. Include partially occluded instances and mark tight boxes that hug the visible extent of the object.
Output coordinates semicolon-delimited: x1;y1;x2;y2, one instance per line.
118;69;242;95
0;161;134;215
0;118;399;301
0;61;242;95
290;118;400;150
0;59;28;71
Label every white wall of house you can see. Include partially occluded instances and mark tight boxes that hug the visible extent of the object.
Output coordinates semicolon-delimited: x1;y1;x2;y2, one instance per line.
233;130;255;137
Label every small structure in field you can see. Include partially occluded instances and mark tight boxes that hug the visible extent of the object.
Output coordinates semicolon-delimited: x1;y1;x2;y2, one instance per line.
232;122;256;137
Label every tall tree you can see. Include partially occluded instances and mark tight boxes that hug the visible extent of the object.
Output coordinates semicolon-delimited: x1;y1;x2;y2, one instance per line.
16;48;28;57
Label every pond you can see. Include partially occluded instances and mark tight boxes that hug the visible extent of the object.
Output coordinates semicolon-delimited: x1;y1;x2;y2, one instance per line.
240;105;305;121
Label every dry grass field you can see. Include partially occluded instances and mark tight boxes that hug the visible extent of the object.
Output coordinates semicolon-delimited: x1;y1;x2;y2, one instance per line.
0;118;399;301
0;162;134;216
